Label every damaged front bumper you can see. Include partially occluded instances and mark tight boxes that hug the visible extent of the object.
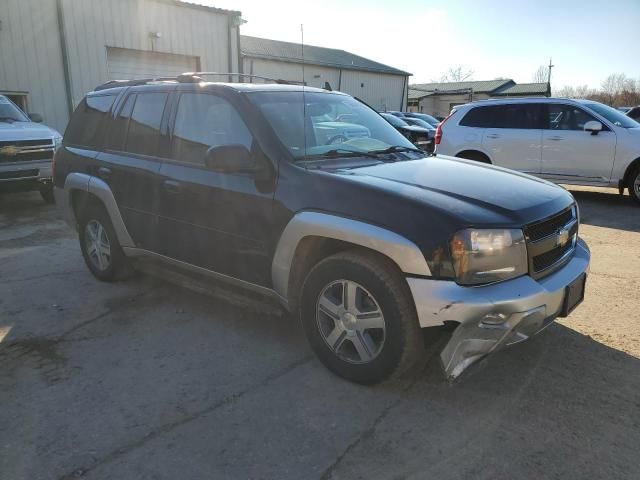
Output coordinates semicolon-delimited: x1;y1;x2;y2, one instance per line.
407;238;590;380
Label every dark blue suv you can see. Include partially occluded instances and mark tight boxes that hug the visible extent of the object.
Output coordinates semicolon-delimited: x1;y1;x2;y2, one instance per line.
55;76;590;384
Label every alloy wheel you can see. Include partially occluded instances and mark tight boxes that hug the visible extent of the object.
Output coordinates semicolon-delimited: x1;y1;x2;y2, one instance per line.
84;219;111;271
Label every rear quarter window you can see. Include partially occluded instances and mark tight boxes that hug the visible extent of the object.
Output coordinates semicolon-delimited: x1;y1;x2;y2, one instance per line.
64;95;116;148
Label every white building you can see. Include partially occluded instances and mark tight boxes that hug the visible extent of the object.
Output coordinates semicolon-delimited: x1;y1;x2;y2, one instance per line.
0;0;242;132
241;36;411;112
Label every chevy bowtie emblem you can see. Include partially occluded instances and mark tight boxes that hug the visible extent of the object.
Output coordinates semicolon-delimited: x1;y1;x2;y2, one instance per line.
556;227;570;247
0;145;20;156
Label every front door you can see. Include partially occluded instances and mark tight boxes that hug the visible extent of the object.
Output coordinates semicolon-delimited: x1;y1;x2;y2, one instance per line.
540;103;616;183
156;91;276;286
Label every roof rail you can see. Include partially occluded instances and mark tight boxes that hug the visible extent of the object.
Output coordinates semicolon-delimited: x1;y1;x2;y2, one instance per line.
93;71;320;92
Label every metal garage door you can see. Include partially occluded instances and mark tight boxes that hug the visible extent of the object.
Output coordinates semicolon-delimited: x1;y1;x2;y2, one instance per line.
106;47;199;81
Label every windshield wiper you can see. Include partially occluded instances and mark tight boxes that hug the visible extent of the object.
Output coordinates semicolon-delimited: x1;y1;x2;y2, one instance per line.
371;145;424;155
300;148;379;160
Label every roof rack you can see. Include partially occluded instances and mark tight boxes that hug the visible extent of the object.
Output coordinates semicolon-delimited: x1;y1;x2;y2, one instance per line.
94;72;306;91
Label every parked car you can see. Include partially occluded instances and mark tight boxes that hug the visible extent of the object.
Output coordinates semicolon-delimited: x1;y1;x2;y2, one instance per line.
55;78;589;384
0;95;62;203
313;121;371;145
435;97;640;204
626;106;640;121
402;112;441;127
379;112;433;151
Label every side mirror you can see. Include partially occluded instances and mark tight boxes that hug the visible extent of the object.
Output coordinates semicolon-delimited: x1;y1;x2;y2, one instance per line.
584;120;602;135
28;113;43;123
204;144;272;182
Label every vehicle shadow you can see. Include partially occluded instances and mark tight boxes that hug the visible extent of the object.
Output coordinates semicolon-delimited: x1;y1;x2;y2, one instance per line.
567;187;640;233
339;322;640;479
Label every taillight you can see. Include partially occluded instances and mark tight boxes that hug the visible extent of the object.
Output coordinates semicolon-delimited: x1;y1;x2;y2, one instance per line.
434;113;453;145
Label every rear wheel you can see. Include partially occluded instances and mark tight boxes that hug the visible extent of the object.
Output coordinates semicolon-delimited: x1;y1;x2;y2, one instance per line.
300;250;423;384
629;166;640;205
78;205;128;281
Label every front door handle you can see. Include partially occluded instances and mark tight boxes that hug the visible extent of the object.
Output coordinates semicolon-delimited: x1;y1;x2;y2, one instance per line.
97;167;112;180
548;136;564;141
162;180;182;194
486;134;500;139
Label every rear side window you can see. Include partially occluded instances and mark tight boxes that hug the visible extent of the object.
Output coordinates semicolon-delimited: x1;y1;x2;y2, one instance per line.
65;95;116;147
460;104;542;129
125;93;168;157
105;94;136;151
171;93;252;164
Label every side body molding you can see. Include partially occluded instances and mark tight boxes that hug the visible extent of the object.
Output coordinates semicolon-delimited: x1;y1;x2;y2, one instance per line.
61;172;135;248
271;211;431;300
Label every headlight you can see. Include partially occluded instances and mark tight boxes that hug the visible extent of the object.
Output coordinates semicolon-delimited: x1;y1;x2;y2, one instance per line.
450;229;528;285
53;135;63;152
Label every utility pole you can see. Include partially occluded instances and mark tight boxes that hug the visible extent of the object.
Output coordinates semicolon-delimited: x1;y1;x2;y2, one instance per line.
547;57;554;97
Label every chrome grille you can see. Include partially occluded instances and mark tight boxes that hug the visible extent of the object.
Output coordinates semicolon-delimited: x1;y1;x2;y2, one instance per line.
0;139;54;164
524;206;578;279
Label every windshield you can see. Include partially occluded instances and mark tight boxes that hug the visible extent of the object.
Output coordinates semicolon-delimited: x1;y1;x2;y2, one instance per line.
405;118;435;130
584;102;640;128
0;96;30;122
410;113;440;124
248;91;416;159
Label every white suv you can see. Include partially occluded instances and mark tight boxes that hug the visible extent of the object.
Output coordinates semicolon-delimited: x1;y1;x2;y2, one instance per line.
435;97;640;204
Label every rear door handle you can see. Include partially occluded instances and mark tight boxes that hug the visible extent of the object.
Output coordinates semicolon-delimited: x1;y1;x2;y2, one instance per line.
97;167;112;179
486;134;500;139
549;136;564;141
162;179;182;194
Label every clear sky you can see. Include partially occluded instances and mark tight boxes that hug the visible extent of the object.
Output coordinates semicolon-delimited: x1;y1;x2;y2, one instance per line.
204;0;640;90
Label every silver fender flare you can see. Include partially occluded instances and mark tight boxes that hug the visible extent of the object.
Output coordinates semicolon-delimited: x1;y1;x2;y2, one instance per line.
271;211;431;300
61;172;135;248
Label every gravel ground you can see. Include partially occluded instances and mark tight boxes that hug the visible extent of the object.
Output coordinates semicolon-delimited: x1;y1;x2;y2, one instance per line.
0;186;639;480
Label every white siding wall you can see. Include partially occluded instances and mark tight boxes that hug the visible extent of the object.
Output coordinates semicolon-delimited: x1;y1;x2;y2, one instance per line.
0;0;69;132
340;70;406;111
60;0;237;108
0;0;237;132
244;58;407;111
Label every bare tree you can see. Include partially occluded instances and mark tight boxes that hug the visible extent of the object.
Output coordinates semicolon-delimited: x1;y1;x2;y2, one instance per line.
555;74;640;106
533;65;549;83
439;66;474;82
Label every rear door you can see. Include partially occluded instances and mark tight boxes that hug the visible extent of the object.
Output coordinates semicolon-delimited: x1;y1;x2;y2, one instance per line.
156;89;276;286
97;89;171;251
540;103;616;183
480;103;543;174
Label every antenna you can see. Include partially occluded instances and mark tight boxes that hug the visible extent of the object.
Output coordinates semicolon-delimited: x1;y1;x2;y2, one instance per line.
301;23;307;158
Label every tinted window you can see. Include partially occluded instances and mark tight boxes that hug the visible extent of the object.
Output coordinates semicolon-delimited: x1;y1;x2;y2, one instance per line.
125;93;168;156
105;94;136;151
65;95;116;147
172;93;252;164
547;104;597;130
460;104;542;129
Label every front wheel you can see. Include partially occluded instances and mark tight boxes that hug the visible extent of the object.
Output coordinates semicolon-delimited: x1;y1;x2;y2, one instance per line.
300;250;423;384
629;166;640;205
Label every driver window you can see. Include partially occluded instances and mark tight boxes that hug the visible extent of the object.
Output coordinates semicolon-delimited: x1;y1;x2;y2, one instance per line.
548;104;597;131
172;93;252;164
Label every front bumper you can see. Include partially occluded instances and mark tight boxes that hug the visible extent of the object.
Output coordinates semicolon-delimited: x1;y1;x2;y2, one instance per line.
0;160;53;189
407;238;590;379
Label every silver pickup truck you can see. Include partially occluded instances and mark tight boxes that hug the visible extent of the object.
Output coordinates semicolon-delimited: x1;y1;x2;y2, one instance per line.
0;95;62;203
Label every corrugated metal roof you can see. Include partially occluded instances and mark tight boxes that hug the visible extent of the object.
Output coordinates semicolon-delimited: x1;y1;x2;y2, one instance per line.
241;36;411;76
409;79;514;95
493;82;549;96
407;89;434;100
173;0;241;15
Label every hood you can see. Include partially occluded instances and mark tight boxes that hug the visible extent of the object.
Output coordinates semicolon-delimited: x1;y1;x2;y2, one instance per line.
338;155;574;226
0;121;61;141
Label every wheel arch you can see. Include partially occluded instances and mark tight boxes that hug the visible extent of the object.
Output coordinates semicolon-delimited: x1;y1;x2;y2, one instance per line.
622;156;640;191
271;212;431;310
62;172;134;248
454;149;492;164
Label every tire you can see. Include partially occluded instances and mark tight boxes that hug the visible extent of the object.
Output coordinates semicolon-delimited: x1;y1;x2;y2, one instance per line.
40;185;55;204
78;204;128;281
300;250;423;384
456;151;491;164
629;165;640;205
